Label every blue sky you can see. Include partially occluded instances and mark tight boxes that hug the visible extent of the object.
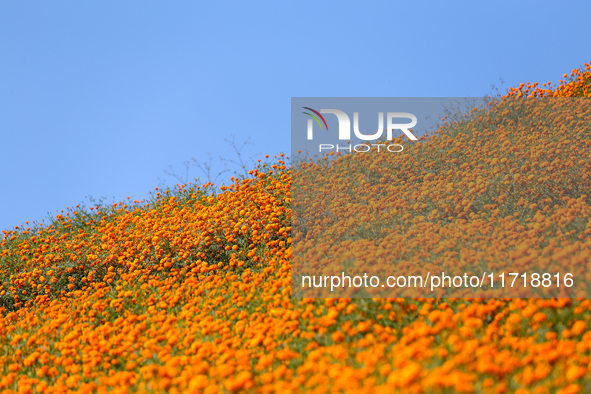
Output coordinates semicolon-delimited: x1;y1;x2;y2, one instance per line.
1;1;590;231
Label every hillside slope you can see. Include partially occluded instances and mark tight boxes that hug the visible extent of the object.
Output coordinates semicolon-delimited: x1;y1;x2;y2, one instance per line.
0;63;590;394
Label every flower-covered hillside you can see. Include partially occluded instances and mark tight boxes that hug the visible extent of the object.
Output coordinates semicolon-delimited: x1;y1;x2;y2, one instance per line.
292;96;591;299
0;63;590;394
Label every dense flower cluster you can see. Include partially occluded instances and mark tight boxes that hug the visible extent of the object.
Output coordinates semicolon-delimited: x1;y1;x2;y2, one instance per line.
0;62;590;393
506;64;591;98
292;97;591;299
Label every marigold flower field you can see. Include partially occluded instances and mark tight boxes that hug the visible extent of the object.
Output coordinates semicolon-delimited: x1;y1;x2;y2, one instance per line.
0;63;590;394
291;96;591;299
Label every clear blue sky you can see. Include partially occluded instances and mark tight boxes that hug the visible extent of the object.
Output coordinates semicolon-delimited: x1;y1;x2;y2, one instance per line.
1;1;590;231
